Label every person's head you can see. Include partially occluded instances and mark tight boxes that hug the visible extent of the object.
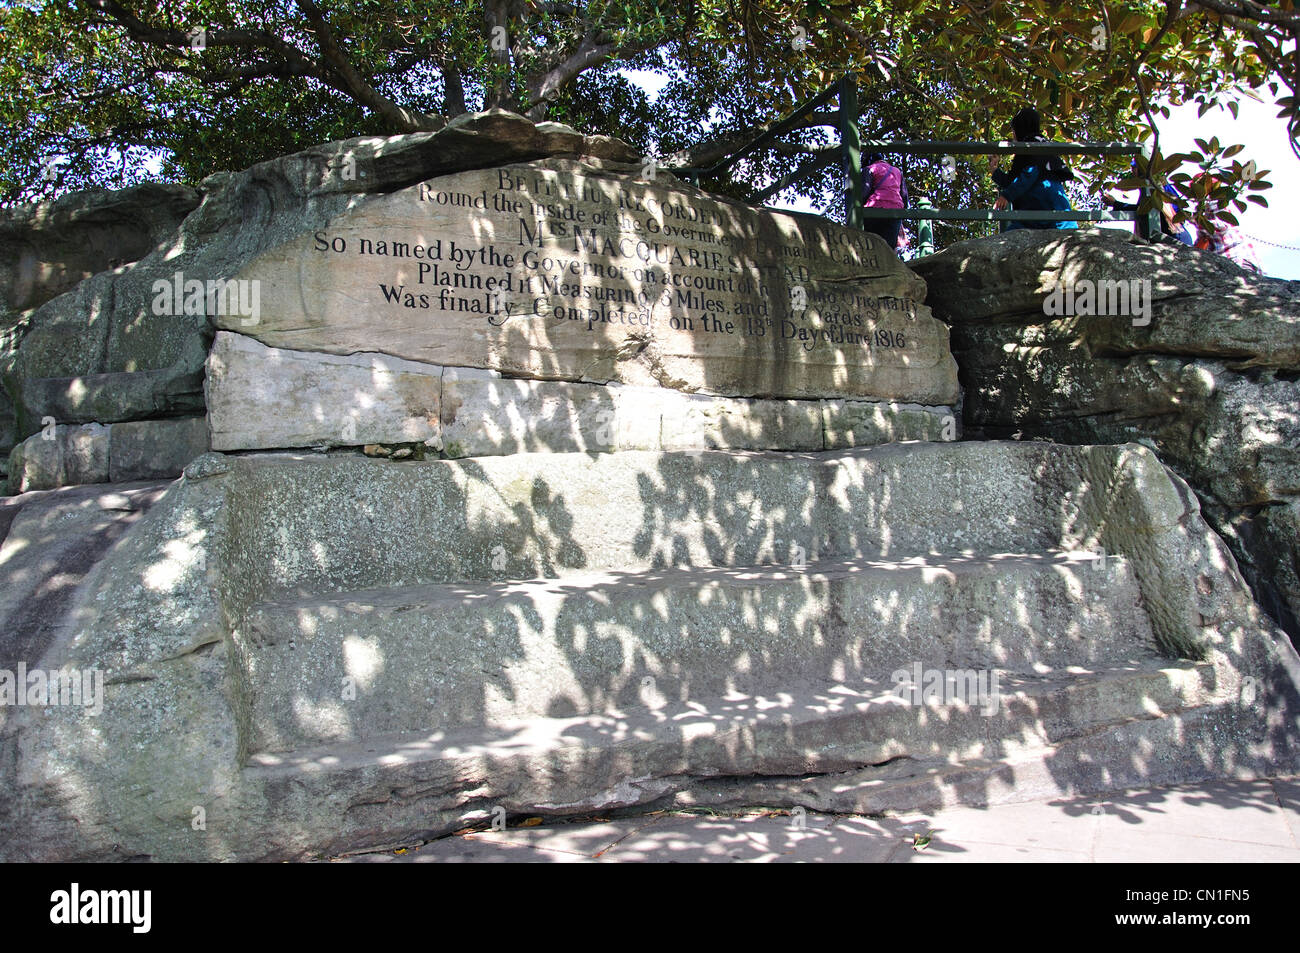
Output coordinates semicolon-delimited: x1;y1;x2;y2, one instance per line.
866;152;886;165
1010;107;1042;142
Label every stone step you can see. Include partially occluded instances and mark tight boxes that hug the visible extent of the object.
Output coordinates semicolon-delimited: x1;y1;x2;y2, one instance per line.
0;481;171;671
217;441;1176;609
6;416;208;493
11;440;1293;863
238;550;1161;753
239;658;1221;860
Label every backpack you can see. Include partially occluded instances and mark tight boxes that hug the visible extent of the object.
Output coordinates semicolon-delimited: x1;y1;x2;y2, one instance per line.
1012;136;1075;182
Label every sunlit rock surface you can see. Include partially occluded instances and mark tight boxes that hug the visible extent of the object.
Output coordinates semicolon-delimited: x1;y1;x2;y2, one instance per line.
2;442;1296;861
915;228;1300;643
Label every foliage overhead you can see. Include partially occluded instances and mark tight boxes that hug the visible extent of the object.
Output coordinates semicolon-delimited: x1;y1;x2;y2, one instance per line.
2;0;1295;237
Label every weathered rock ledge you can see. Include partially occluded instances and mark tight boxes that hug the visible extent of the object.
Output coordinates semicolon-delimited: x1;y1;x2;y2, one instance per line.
913;227;1300;643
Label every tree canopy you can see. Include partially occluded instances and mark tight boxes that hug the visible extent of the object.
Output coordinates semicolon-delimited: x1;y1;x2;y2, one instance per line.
3;0;1295;236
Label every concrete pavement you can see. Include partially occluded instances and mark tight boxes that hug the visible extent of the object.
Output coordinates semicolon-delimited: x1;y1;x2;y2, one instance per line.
334;775;1300;863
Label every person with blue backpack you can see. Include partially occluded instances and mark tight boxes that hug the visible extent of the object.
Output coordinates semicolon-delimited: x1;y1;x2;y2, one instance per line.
990;107;1077;230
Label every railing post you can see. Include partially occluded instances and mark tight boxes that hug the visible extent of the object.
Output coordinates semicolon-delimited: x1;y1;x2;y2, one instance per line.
1136;181;1158;241
1136;142;1160;241
916;196;935;256
838;77;862;230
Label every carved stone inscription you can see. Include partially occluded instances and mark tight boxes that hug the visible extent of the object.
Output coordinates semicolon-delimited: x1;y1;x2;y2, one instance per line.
226;159;958;403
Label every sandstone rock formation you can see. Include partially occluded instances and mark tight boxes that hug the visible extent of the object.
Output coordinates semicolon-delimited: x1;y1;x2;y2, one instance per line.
206;330;953;456
2;116;1298;864
0;182;201;320
8;418;209;493
2;441;1296;861
219;160;956;404
0;481;171;722
4;110;958;491
202;126;958;453
0;184;201;473
913;228;1300;643
0;113;634;480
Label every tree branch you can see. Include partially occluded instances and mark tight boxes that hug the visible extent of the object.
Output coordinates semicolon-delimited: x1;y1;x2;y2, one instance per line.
663;112;843;168
516;30;622;116
297;0;444;131
482;0;517;108
82;0;446;133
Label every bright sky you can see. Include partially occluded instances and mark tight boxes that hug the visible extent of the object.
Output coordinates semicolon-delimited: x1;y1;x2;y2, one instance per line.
1148;97;1299;279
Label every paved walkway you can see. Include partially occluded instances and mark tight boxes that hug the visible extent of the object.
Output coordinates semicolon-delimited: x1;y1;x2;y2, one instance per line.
338;775;1300;863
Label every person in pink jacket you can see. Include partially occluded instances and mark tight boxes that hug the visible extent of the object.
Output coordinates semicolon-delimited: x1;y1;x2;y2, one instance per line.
861;152;908;253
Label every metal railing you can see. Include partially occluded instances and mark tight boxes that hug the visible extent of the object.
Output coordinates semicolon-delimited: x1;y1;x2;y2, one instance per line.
675;77;1161;251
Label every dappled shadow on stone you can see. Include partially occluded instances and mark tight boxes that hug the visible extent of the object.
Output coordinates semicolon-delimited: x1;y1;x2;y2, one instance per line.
913;227;1300;653
5;147;1300;862
5;434;1297;862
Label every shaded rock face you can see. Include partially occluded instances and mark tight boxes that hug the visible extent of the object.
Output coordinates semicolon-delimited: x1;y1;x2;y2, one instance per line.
0;481;170;676
4;120;1297;865
0;184;200;470
220;159;956;407
912;227;1300;642
1;441;1296;861
0;111;649;484
0;183;201;319
205;130;957;454
7;418;209;493
5;108;960;488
